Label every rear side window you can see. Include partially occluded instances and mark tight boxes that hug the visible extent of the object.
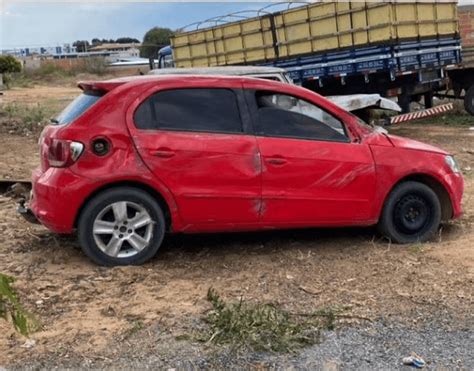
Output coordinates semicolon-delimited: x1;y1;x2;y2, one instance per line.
54;91;102;125
134;88;242;133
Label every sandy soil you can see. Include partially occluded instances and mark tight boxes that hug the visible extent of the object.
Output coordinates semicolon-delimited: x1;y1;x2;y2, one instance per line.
0;86;473;367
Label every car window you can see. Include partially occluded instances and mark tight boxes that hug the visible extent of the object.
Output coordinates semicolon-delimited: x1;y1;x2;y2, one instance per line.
134;88;243;133
160;54;174;68
254;92;349;142
54;91;103;125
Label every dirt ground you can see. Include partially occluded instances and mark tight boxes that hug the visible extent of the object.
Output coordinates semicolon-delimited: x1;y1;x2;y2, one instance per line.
0;85;473;368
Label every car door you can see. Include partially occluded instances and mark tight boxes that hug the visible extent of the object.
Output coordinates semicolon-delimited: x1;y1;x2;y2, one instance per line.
245;89;377;226
130;87;261;225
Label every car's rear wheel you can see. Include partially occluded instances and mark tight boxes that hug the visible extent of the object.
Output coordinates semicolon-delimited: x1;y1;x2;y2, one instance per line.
78;187;165;266
377;181;441;244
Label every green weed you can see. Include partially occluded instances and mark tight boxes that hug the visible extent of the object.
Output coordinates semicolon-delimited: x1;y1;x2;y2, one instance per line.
0;273;38;336
197;288;339;353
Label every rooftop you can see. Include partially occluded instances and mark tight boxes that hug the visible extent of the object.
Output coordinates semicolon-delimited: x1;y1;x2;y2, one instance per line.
89;43;141;51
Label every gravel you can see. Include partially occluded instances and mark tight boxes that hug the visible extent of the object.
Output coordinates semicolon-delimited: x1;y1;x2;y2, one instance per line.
10;320;473;370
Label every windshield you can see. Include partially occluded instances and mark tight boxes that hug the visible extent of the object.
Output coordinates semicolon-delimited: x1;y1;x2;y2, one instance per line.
54;91;102;125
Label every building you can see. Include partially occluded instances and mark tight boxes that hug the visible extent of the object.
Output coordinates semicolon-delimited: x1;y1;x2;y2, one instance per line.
89;43;141;61
1;44;77;58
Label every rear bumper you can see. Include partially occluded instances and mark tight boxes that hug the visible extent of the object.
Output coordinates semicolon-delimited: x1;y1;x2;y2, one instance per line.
29;167;95;233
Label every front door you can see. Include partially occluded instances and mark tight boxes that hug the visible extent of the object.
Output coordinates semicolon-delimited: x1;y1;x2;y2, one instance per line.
130;87;261;225
246;90;376;225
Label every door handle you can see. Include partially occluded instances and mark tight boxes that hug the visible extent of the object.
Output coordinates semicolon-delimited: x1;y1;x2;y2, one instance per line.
266;157;287;165
153;149;175;158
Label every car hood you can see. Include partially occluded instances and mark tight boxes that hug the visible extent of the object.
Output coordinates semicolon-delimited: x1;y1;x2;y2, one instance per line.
386;134;448;155
364;131;448;155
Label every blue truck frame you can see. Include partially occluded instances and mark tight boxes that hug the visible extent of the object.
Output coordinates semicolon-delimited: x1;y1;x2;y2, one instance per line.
157;37;462;112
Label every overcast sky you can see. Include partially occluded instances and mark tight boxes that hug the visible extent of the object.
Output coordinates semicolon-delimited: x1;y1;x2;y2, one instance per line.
1;1;473;49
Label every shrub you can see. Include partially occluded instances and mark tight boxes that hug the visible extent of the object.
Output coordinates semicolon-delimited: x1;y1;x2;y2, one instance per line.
0;55;22;74
199;288;337;353
82;57;107;75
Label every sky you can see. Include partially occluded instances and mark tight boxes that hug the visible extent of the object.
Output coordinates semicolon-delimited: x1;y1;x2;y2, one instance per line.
1;1;473;49
0;2;277;49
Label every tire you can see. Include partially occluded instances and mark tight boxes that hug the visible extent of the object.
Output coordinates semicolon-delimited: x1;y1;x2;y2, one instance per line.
464;85;474;116
78;187;165;266
377;181;441;244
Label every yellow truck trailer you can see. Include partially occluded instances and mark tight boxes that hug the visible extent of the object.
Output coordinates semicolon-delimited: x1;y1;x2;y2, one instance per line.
171;1;458;68
157;1;468;113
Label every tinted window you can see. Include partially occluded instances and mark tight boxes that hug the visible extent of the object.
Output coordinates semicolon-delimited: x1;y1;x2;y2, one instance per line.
54;91;102;125
134;88;242;133
254;92;348;142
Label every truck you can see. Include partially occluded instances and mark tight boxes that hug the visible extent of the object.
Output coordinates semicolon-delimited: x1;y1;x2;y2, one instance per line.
155;1;470;114
445;4;474;114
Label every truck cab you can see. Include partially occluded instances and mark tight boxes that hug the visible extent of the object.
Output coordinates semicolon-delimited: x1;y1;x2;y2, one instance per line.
157;45;174;69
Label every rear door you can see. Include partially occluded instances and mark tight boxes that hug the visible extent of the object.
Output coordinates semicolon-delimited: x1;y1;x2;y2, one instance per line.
245;89;377;226
130;87;261;225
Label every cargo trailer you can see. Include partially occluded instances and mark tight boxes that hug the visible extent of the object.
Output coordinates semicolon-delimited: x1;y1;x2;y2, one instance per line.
444;4;474;115
156;1;464;113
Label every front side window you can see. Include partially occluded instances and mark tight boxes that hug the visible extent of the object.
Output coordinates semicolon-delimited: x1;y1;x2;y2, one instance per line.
159;54;174;69
134;88;242;133
254;91;349;142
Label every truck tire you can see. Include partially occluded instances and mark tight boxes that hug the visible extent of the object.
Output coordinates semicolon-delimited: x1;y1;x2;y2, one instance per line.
464;85;474;116
398;93;411;113
423;91;433;109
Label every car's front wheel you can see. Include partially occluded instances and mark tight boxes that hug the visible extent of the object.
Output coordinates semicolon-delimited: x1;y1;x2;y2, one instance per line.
78;187;165;266
378;181;441;244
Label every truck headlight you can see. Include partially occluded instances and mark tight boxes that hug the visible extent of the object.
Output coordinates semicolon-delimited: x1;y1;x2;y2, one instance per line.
445;155;460;173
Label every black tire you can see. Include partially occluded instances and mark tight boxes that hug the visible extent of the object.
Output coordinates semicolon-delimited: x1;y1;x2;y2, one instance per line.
464;85;474;116
377;181;441;244
78;187;165;266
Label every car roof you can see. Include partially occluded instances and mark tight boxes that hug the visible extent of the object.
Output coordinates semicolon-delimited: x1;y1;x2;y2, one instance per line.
148;66;287;76
77;74;285;93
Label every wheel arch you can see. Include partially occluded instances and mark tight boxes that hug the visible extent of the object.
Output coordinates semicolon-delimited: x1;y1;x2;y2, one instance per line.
380;173;453;221
74;180;174;231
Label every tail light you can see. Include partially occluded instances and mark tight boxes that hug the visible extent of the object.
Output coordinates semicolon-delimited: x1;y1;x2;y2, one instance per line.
48;139;84;168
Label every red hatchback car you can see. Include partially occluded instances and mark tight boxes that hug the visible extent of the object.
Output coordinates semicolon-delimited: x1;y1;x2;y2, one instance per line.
25;75;464;266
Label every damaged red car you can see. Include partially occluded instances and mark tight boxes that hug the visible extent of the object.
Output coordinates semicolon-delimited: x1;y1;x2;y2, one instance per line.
22;75;464;266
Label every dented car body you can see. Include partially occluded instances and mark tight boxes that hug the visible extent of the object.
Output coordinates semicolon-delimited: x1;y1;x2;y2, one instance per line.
28;75;463;266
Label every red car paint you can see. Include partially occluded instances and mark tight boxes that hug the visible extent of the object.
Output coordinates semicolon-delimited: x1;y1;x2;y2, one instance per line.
30;75;463;234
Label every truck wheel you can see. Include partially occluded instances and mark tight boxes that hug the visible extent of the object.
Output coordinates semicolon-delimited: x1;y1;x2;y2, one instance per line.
398;93;411;113
78;187;165;266
464;85;474;116
423;91;433;109
377;181;441;244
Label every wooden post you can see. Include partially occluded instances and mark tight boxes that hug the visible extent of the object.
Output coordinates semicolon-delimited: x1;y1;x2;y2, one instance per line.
0;73;3;91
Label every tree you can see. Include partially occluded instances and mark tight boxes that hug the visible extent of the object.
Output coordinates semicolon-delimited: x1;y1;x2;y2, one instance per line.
140;27;174;58
73;40;90;53
91;38;102;45
116;37;140;44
